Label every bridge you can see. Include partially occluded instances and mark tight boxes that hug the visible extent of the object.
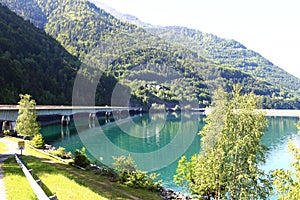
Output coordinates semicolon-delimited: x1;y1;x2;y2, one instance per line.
0;105;142;122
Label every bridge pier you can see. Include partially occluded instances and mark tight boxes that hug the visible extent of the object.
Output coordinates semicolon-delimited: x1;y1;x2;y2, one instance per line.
105;112;111;123
61;125;70;138
89;113;96;128
61;115;70;126
1;120;15;136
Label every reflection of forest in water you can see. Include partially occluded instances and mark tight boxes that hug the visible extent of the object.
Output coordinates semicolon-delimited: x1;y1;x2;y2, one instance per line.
40;114;300;192
262;116;298;149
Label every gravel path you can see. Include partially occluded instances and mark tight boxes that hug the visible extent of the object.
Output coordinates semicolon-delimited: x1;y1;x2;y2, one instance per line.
0;137;19;200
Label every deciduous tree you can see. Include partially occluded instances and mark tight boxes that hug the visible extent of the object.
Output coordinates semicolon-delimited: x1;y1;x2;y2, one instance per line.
174;86;272;199
14;94;40;138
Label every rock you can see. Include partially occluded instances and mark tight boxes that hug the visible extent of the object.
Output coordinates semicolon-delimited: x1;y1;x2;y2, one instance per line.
159;187;194;200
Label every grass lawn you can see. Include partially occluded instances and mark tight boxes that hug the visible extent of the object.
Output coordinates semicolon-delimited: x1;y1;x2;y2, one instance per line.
2;157;38;200
2;138;162;200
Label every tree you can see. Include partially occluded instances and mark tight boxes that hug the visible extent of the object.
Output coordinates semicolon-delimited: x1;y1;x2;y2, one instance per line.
14;94;40;138
174;155;197;194
174;86;272;199
221;86;271;199
272;120;300;199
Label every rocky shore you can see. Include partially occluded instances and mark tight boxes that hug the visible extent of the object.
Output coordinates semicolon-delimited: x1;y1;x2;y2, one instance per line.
159;188;195;200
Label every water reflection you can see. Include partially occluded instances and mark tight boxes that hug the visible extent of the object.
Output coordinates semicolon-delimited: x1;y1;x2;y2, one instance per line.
261;116;299;173
60;125;70;139
40;114;300;192
75;112;202;171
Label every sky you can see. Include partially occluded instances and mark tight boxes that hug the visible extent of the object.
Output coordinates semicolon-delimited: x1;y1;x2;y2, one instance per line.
96;0;300;78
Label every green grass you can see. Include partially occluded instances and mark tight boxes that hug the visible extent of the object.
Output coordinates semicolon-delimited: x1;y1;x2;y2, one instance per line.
2;137;162;200
2;157;38;200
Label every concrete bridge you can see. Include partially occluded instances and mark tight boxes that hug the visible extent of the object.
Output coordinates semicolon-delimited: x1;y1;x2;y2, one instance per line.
0;105;142;125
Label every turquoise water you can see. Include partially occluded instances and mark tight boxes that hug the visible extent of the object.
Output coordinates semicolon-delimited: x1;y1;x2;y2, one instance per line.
40;113;300;194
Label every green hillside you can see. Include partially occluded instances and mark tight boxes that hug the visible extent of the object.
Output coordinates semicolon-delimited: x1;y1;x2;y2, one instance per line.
0;3;119;105
1;0;300;109
96;2;300;95
146;26;300;94
0;4;79;104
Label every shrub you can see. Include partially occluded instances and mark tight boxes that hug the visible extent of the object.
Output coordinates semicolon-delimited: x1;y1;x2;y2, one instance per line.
73;147;90;168
31;133;45;149
112;155;161;191
49;147;72;159
3;130;10;135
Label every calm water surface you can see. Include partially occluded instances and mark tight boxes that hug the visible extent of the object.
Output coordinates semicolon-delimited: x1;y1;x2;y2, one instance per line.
40;113;300;193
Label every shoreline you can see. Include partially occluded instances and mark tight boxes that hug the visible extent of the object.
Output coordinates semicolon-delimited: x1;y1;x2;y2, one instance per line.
204;108;300;117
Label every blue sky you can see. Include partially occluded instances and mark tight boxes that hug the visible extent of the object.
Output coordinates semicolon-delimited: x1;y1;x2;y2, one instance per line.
95;0;300;78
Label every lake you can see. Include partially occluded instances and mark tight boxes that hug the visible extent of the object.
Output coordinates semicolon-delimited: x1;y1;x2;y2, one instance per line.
40;112;300;194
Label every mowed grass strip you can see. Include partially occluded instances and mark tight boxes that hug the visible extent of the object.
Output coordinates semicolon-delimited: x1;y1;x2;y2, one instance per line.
2;157;38;200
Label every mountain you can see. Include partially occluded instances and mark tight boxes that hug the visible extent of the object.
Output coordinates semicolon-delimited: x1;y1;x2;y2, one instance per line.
145;26;300;94
0;4;79;104
89;0;152;28
1;0;300;109
96;2;300;95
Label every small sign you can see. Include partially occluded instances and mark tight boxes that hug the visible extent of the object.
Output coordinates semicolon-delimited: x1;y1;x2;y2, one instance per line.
18;141;25;148
18;141;25;155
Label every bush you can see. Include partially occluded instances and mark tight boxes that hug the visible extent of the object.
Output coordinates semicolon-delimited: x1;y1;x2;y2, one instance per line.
73;147;90;168
31;133;45;149
113;155;161;191
3;130;10;135
49;147;72;159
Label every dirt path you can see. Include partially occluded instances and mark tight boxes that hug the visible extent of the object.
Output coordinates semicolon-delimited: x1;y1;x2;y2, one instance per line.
0;137;18;200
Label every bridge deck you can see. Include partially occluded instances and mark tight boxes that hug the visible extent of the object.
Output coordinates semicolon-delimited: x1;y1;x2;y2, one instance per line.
0;105;138;110
0;105;141;121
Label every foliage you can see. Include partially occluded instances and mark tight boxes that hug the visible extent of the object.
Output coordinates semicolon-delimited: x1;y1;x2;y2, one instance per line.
174;86;272;199
3;129;10;135
14;94;40;138
31;133;45;149
49;146;72;159
113;155;161;191
0;5;80;104
272;120;300;199
73;147;91;169
173;155;197;193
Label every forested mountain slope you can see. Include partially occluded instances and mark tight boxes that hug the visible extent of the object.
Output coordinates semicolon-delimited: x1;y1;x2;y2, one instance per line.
146;26;300;94
1;0;300;109
96;2;300;95
0;4;79;104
